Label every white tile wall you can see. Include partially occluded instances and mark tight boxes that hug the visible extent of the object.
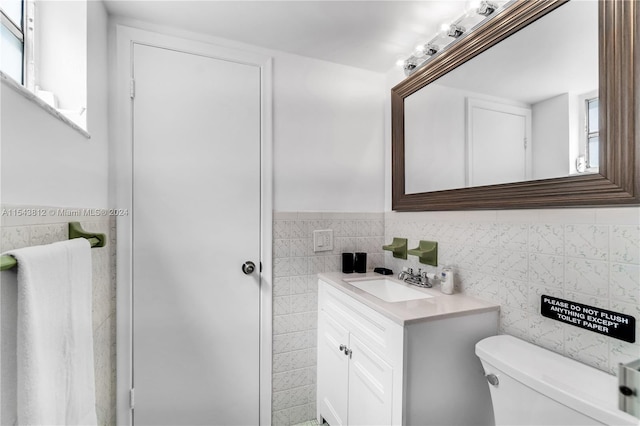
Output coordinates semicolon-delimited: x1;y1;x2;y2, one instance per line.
1;206;117;425
273;207;639;424
272;212;384;426
385;207;640;373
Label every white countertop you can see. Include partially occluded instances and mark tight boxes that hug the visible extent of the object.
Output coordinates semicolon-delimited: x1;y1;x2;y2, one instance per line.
318;271;500;325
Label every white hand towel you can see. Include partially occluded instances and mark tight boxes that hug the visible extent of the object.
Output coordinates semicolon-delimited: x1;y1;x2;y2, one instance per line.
5;239;98;426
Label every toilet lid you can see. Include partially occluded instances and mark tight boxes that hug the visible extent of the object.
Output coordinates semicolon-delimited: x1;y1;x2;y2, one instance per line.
476;335;638;426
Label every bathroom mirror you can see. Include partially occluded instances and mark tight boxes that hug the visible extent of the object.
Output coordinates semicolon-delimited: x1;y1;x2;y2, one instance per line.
391;0;639;211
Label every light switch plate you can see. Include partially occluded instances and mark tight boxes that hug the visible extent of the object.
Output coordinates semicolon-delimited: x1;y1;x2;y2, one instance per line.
313;229;333;252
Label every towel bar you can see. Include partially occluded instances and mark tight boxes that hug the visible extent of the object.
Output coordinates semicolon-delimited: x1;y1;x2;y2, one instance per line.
0;222;106;272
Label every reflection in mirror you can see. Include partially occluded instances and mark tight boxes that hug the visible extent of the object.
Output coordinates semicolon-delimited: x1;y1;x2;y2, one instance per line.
404;0;598;194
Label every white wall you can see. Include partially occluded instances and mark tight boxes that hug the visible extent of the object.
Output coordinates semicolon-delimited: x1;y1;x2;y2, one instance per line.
404;83;467;193
273;54;385;212
384;67;404;211
1;1;109;208
531;93;572;180
108;16;386;213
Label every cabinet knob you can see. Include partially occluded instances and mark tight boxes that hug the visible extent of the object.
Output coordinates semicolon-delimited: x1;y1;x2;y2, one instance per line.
339;344;346;352
345;348;352;358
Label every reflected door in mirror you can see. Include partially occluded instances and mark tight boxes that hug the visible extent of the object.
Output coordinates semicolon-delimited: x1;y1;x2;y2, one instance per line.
467;99;531;187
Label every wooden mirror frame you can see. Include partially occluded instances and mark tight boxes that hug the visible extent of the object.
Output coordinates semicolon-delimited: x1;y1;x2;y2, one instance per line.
392;0;639;211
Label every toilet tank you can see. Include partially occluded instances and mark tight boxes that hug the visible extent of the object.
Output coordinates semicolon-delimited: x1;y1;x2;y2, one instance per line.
475;335;638;426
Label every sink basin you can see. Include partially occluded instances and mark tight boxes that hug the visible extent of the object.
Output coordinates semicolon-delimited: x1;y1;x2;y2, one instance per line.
345;278;434;303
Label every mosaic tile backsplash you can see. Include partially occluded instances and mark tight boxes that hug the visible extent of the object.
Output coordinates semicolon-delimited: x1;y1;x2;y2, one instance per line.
1;207;117;425
384;208;640;374
272;212;384;426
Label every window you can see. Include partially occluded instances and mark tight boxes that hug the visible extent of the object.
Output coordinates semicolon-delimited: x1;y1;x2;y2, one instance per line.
1;0;24;82
0;0;33;88
585;97;599;169
1;1;89;132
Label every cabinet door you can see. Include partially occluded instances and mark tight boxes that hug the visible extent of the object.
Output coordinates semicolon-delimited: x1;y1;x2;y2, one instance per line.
347;334;393;426
317;311;350;426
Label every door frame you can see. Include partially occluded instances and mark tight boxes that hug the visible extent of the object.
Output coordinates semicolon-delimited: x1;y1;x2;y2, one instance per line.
113;25;273;425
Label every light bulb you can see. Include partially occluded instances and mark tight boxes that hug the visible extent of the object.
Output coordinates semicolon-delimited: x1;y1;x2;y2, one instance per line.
477;1;498;16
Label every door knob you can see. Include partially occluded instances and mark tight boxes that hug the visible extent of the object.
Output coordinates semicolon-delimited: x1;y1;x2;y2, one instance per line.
242;261;256;275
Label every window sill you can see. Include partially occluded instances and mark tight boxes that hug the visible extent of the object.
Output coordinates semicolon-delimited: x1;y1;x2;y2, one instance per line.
1;71;91;139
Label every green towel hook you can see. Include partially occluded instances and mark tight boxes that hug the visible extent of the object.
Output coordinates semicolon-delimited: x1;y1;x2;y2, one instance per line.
68;222;106;248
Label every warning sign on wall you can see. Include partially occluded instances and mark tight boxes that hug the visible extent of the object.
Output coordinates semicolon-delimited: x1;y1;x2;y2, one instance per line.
541;295;636;343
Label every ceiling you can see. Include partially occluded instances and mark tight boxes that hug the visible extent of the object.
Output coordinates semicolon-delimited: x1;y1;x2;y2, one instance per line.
103;1;469;73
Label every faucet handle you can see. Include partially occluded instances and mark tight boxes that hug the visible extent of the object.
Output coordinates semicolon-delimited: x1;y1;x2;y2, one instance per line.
420;271;430;286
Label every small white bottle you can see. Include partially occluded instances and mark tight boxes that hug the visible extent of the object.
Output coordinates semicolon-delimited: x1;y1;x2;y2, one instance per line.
440;268;455;295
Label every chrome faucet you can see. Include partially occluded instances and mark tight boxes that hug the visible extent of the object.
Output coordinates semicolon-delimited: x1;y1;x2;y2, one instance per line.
398;267;432;288
398;267;412;280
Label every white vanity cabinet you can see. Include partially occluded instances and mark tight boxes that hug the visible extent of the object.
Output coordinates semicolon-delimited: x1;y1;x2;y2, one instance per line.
317;276;499;426
317;283;401;426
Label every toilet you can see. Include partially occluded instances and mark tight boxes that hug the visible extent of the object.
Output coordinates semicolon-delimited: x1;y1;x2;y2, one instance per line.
475;335;638;426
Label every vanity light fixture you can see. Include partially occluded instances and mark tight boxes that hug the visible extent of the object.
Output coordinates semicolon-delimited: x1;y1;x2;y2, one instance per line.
421;43;440;56
447;23;466;38
477;1;498;16
398;0;507;76
403;56;419;73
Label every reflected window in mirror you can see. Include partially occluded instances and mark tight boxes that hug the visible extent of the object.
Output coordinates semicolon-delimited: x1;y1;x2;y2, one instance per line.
586;97;599;170
576;92;599;174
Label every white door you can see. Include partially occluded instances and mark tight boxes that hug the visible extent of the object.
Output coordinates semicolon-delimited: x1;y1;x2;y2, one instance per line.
467;99;532;187
347;335;393;426
317;311;350;426
132;43;261;425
